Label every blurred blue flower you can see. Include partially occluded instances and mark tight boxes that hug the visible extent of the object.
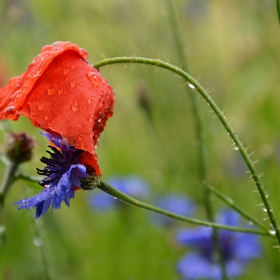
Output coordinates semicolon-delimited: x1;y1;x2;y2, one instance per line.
185;0;209;20
176;209;261;280
151;195;196;227
88;176;149;211
15;132;89;218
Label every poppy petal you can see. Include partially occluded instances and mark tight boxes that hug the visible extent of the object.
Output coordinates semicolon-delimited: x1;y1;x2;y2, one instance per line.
0;41;115;156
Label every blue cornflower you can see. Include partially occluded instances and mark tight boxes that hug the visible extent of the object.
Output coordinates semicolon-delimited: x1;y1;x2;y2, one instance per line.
88;176;149;211
151;195;196;227
176;209;261;280
15;132;90;218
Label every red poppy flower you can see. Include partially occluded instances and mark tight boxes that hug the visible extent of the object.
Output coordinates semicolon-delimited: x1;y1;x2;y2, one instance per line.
0;41;115;175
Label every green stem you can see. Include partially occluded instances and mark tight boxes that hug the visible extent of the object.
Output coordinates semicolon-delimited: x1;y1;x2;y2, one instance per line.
94;57;279;244
0;161;18;220
30;214;51;280
206;184;268;233
277;0;280;25
97;181;269;236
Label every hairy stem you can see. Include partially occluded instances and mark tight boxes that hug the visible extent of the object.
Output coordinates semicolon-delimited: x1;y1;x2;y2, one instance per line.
98;181;269;236
94;56;280;244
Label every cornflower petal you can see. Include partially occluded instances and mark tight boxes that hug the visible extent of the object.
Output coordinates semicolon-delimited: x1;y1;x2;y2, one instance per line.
15;132;93;218
176;209;262;279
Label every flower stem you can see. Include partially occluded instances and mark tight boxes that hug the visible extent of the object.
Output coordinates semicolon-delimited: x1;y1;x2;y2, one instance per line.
0;161;18;220
206;184;268;233
277;0;280;25
97;181;269;236
94;56;280;244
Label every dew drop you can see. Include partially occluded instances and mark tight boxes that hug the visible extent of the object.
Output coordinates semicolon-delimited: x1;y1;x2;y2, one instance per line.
37;104;45;110
70;80;77;88
33;237;43;247
188;83;195;89
233;147;239;150
71;101;79;112
44;116;49;120
3;106;15;118
263;208;268;212
71;64;77;69
58;89;63;95
269;230;276;235
47;87;55;95
63;68;70;75
88;117;93;122
86;97;92;104
86;72;97;81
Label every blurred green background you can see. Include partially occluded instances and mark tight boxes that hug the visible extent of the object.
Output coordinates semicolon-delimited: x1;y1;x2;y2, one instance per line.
0;0;280;279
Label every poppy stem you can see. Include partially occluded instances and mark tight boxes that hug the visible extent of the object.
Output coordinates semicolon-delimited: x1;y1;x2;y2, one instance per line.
97;181;270;236
94;56;280;245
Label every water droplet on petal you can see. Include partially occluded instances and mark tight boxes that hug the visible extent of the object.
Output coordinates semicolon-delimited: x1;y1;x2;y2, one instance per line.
88;117;93;122
44;115;49;120
86;72;97;81
63;68;70;75
58;89;63;95
70;80;77;88
47;88;55;95
86;98;92;104
71;64;77;69
37;104;45;110
3;106;15;118
71;101;79;112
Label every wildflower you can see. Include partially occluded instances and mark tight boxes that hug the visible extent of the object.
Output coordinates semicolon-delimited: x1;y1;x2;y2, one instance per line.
151;195;196;227
0;41;115;156
0;42;115;217
88;176;149;211
176;209;261;280
15;132;99;218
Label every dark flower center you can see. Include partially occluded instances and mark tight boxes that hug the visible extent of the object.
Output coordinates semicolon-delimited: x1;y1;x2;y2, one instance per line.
37;145;83;186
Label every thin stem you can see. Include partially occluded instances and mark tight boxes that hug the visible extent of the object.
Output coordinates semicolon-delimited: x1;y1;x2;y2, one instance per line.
277;0;280;25
29;211;51;280
14;174;268;233
97;181;269;236
0;161;19;220
206;184;268;233
94;57;280;244
164;1;227;277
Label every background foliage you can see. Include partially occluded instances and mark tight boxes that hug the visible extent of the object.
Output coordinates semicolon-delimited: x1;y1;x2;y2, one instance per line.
0;0;279;279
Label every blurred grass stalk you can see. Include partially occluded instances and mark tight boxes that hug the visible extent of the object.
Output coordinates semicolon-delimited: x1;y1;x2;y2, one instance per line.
164;0;227;277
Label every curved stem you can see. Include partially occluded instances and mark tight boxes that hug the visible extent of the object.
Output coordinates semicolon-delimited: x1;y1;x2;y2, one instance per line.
94;57;280;243
206;184;268;233
97;181;269;236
